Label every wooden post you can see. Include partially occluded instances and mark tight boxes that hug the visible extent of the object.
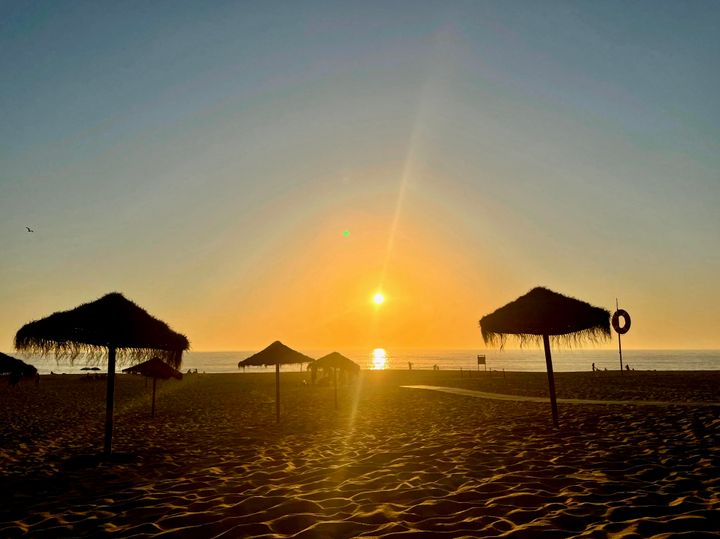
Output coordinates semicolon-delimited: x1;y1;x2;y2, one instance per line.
334;367;338;410
151;377;157;418
104;346;116;456
275;363;280;423
542;335;559;428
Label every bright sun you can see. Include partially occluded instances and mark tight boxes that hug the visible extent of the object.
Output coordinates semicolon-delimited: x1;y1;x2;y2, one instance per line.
373;292;385;305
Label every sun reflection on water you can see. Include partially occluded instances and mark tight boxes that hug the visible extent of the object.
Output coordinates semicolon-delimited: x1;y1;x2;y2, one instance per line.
371;348;388;370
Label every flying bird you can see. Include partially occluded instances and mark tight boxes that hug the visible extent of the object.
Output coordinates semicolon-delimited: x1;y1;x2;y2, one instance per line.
26;227;34;232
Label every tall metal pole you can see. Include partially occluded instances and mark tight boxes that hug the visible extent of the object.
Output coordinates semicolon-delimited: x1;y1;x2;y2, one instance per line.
104;345;116;456
617;299;624;374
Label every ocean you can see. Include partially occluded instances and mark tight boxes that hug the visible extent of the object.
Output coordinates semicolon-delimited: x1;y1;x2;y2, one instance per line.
17;348;720;375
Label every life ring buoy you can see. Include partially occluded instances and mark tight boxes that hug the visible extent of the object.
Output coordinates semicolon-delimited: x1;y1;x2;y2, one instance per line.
612;309;631;334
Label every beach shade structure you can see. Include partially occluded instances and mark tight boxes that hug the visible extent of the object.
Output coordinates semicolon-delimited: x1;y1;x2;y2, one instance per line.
0;351;38;385
311;352;360;409
123;356;183;418
480;287;610;427
238;340;314;422
0;351;38;376
15;292;189;455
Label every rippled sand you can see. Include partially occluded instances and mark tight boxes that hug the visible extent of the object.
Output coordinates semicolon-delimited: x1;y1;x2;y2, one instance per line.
1;370;718;537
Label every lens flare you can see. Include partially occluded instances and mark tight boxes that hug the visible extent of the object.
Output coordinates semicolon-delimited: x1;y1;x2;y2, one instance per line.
373;292;385;305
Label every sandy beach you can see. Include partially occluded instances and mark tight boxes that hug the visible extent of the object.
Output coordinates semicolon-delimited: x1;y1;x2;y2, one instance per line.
1;369;718;538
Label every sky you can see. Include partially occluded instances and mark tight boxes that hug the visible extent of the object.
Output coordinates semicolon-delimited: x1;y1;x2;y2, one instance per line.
1;1;719;352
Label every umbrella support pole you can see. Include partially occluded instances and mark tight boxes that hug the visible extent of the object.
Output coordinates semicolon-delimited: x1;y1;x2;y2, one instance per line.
542;335;559;428
334;368;338;410
275;363;280;423
151;377;157;418
104;346;116;456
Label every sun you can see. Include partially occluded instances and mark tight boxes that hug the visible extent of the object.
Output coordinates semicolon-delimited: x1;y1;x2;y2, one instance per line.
373;292;385;305
372;348;387;369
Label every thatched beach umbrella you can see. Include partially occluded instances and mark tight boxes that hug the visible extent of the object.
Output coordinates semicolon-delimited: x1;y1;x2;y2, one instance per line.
15;293;189;455
238;341;314;422
1;351;38;385
123;356;183;418
480;287;610;427
312;352;360;373
0;351;38;376
311;352;360;409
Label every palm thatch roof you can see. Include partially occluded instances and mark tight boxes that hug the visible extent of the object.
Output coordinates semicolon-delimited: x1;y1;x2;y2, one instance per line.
238;341;314;368
123;357;183;380
15;293;189;367
0;352;38;376
312;352;360;372
480;287;611;348
481;287;610;428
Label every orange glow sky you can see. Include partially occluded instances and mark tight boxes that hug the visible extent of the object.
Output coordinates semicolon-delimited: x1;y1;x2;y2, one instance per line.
2;2;719;352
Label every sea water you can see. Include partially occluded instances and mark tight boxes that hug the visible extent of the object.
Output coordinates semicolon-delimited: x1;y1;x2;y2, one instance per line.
17;348;720;375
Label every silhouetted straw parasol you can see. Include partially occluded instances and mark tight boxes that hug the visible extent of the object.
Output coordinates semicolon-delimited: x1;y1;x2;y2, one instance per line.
312;352;360;372
0;351;37;376
238;340;314;422
123;356;183;418
1;352;38;386
15;293;189;455
311;352;360;409
480;287;610;427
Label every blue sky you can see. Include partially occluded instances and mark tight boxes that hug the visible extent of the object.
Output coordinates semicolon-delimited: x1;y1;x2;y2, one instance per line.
2;1;719;350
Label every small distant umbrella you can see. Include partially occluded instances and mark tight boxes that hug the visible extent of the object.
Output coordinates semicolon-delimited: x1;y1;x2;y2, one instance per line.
15;293;189;455
123;356;182;417
311;352;360;409
0;352;38;385
480;287;610;427
312;352;360;373
80;366;101;371
0;352;37;375
238;341;314;422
